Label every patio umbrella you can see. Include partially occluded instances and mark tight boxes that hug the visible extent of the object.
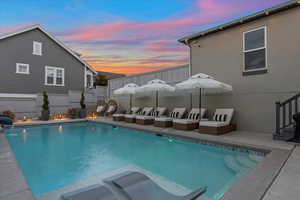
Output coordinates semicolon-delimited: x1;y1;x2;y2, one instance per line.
113;83;139;111
175;73;232;120
135;79;175;108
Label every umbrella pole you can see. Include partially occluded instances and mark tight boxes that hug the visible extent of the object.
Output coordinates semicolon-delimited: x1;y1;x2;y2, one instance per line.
156;91;158;109
129;94;132;113
199;88;202;123
190;93;192;110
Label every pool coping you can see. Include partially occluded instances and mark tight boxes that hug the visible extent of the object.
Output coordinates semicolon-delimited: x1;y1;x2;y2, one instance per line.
2;119;294;200
0;133;35;200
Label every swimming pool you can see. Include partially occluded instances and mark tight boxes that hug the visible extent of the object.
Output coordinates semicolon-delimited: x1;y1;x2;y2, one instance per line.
5;122;263;199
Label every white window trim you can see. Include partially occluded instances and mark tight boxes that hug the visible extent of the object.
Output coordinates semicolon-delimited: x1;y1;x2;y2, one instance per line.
243;26;267;72
84;67;94;88
16;63;30;74
45;66;65;86
33;41;42;56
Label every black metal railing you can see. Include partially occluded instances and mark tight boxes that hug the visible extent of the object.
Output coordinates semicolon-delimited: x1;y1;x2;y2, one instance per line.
275;92;300;137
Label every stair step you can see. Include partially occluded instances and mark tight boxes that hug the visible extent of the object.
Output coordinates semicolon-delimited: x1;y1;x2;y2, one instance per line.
236;156;256;168
249;154;264;163
224;155;247;174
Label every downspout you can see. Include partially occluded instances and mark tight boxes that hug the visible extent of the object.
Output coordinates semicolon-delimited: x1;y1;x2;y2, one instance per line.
84;66;87;91
185;38;192;76
186;39;193;109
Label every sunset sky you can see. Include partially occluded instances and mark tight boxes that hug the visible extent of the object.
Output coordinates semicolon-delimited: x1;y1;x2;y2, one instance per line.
0;0;289;75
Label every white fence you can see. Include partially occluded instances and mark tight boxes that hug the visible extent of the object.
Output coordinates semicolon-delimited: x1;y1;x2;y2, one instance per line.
108;65;189;97
0;89;100;120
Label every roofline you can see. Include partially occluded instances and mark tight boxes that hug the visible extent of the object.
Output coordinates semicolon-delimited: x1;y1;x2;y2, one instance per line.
178;0;300;45
0;24;97;74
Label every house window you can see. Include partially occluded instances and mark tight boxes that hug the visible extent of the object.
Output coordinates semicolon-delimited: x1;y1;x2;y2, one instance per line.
86;74;92;88
85;69;94;88
45;66;64;86
16;63;30;74
243;27;267;73
33;41;42;55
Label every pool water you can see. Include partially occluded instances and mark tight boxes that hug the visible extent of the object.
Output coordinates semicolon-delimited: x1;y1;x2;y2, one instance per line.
5;122;263;199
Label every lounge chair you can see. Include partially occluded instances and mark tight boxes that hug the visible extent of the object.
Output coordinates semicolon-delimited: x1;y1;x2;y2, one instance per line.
96;100;108;116
61;184;117;200
135;107;167;125
105;100;118;116
124;107;154;123
154;108;187;127
0;114;13;126
173;108;206;131
199;108;236;135
104;171;207;200
112;107;141;121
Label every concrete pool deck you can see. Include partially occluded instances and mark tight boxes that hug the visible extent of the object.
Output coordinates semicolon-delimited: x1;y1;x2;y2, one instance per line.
0;118;298;200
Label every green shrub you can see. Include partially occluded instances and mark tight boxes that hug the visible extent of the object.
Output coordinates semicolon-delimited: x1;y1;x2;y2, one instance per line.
80;91;86;109
42;91;49;110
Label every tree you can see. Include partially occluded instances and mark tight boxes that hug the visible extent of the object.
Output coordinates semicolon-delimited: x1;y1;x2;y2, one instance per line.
42;91;49;110
80;91;86;109
95;73;108;86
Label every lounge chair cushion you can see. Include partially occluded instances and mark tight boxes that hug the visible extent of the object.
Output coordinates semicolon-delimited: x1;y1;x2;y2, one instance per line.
113;114;125;117
97;105;106;113
199;121;228;127
200;108;234;127
131;107;140;114
173;119;198;124
107;105;116;113
187;108;206;120
124;114;136;118
136;107;154;116
154;117;173;122
61;184;116;200
136;115;155;120
212;109;234;125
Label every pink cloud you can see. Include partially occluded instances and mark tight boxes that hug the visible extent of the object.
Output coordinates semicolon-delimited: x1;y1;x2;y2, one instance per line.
65;21;135;40
58;0;288;74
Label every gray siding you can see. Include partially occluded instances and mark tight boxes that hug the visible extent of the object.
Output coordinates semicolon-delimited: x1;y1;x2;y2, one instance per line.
189;7;300;133
0;28;85;94
109;7;300;134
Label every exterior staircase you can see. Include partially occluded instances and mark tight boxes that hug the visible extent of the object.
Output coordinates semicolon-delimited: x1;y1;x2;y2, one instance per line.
274;92;300;140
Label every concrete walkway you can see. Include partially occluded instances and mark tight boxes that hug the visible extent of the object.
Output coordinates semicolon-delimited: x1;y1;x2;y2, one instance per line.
263;146;300;200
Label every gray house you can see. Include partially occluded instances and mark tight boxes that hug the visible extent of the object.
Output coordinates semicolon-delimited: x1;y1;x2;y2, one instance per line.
111;0;300;136
0;25;97;118
178;0;300;135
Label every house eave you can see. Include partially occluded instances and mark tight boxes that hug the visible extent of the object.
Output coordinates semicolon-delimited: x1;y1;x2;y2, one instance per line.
178;0;300;45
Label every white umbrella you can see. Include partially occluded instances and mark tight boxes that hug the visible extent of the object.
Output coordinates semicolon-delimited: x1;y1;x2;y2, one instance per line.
113;83;139;111
175;73;233;119
136;79;175;108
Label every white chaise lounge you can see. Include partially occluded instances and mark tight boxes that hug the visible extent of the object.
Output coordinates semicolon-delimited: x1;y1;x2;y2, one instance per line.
112;107;141;121
173;108;206;131
199;108;236;135
135;107;167;125
154;108;187;127
124;107;154;123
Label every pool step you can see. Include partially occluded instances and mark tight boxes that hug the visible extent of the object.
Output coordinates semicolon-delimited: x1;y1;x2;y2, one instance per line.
249;154;264;163
224;155;247;173
236;156;257;168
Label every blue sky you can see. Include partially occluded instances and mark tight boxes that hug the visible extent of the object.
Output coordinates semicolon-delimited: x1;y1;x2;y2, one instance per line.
0;0;289;74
